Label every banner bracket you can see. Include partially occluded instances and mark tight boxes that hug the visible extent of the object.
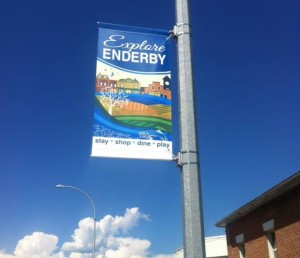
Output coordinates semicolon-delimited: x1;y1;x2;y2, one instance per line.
168;23;191;39
175;149;198;167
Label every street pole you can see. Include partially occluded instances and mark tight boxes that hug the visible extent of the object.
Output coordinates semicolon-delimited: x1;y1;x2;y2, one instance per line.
174;0;206;257
56;184;96;258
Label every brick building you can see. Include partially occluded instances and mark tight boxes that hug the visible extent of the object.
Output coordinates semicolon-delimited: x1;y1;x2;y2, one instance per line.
216;171;300;258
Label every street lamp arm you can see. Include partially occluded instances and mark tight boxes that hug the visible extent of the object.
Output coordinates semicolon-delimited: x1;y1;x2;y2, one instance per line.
56;184;97;258
56;184;96;220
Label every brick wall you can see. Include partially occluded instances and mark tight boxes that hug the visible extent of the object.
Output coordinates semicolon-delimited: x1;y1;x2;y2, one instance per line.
226;186;300;258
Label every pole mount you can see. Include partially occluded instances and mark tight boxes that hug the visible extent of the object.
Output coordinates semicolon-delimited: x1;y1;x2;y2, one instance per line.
168;23;191;39
175;149;198;167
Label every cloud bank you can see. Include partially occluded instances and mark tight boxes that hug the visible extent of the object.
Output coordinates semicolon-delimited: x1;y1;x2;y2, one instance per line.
0;208;174;258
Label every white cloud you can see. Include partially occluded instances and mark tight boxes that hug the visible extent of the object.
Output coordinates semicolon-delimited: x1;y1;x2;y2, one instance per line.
62;217;94;253
99;207;150;237
0;251;14;258
153;255;175;258
62;207;150;256
0;208;175;258
105;237;151;258
69;253;92;258
0;232;65;258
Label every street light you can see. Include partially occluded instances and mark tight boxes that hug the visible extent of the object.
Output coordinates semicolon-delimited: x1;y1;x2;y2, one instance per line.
56;184;96;258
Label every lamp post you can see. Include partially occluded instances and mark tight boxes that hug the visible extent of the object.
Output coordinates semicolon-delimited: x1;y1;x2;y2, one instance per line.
56;184;96;258
175;0;206;257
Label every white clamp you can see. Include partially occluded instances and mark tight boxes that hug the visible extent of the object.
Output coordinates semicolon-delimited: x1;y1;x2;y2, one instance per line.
168;23;191;39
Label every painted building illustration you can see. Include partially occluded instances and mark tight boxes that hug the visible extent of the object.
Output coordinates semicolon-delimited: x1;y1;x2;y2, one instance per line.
95;73;117;93
95;73;171;100
142;77;171;99
117;78;141;94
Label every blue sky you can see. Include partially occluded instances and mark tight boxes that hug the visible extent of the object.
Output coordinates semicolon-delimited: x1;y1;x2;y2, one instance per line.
0;0;299;257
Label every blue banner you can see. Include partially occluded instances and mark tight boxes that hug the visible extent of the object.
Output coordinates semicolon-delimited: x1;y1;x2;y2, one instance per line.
91;23;172;160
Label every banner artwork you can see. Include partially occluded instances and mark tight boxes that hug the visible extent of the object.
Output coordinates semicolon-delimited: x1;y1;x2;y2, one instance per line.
91;23;172;160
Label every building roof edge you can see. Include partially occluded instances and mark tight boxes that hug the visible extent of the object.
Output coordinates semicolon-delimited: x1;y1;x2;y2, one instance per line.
215;171;300;227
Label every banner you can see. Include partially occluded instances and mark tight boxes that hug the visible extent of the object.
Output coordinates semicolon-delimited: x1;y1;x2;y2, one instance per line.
91;23;172;160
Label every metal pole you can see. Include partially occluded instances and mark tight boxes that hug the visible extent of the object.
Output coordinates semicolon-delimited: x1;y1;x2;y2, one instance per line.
56;184;96;258
174;0;206;257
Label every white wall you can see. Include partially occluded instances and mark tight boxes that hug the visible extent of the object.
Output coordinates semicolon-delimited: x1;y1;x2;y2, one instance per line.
175;235;228;258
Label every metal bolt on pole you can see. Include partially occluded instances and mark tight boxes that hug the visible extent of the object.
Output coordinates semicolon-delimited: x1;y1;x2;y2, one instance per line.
175;0;206;257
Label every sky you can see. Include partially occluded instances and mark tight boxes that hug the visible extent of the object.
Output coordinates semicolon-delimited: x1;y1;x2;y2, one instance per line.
0;0;299;257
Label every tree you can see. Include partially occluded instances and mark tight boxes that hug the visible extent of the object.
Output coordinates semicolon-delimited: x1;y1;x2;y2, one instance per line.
99;85;128;116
